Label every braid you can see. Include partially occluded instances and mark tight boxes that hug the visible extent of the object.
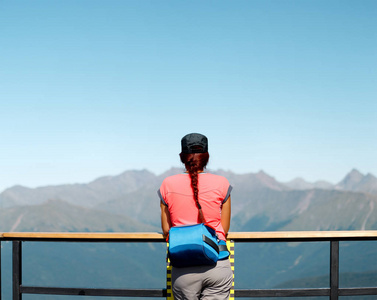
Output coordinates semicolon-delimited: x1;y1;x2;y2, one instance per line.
180;152;209;223
187;157;204;220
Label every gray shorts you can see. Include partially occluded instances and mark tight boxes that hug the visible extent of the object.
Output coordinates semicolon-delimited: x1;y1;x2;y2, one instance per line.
172;259;233;300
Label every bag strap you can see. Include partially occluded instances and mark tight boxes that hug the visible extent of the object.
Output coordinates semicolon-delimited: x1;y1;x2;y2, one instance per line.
202;234;219;254
203;234;229;253
218;244;228;252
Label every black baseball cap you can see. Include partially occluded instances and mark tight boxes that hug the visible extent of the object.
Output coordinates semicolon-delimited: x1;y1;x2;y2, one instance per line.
181;133;208;154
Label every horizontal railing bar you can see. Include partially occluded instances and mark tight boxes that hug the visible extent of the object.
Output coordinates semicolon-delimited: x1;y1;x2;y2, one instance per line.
2;231;377;241
237;230;377;238
1;232;165;240
4;238;165;243
339;287;377;296
15;286;377;298
20;286;167;297
234;288;330;297
228;231;377;242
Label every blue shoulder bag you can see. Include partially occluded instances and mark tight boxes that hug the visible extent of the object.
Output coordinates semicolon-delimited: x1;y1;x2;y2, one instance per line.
168;223;220;268
167;201;229;268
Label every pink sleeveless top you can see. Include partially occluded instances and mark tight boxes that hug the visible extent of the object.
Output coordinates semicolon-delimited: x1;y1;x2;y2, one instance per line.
158;173;232;241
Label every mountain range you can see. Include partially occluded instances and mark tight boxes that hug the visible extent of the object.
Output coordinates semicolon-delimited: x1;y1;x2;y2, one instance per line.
1;168;376;231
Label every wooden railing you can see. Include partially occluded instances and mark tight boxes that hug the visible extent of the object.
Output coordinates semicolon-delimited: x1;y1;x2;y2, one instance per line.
1;231;377;299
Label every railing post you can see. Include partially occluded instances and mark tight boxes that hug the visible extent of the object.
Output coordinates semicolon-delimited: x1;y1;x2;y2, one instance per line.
330;240;339;300
166;243;173;300
12;241;22;300
227;239;235;300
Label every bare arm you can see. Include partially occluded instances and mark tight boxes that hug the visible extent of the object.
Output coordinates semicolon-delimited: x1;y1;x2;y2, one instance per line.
160;201;171;238
221;196;231;236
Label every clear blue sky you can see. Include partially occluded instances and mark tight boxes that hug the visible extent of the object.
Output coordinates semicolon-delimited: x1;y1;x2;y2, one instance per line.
1;0;376;192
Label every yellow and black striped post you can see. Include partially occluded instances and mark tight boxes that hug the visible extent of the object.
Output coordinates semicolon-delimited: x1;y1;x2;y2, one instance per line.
227;239;235;300
166;243;174;300
166;240;235;300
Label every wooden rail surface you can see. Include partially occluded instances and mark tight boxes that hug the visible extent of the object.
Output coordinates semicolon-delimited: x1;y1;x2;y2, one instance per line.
1;230;377;240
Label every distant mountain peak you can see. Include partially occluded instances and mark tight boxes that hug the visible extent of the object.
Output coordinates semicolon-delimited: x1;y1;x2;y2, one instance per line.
338;169;364;190
157;167;183;179
283;177;334;191
349;168;363;177
335;169;377;195
365;173;377;180
254;170;287;191
256;170;272;178
7;185;31;191
287;177;307;184
284;178;313;190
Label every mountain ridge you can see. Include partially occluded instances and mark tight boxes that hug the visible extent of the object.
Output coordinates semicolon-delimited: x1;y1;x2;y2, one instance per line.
1;168;376;232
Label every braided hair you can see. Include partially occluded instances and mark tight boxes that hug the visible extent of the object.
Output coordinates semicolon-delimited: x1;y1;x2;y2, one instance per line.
179;151;209;222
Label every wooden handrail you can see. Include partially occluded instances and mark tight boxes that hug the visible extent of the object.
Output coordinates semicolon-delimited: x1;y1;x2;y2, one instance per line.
1;232;164;240
228;230;377;239
1;230;377;240
3;230;377;299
